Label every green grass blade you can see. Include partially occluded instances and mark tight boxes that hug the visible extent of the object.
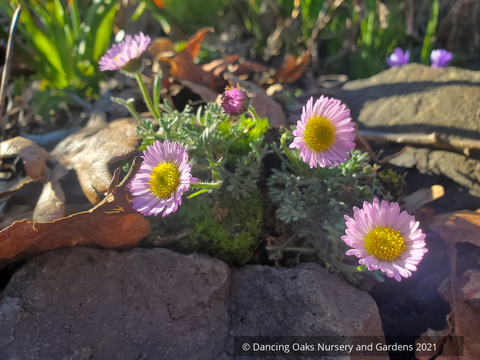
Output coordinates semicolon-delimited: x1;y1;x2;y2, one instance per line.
69;0;81;39
92;3;117;61
421;0;439;65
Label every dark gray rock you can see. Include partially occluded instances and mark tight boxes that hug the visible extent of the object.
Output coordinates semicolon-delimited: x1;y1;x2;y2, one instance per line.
0;248;386;360
227;263;387;360
341;63;480;199
0;247;231;360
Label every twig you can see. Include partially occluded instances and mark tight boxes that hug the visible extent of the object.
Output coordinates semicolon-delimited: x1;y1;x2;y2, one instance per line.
0;6;21;142
357;129;480;157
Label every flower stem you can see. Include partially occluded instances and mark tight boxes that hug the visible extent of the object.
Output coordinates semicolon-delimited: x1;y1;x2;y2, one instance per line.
190;181;222;189
281;132;304;172
247;105;259;122
205;146;219;181
135;72;160;120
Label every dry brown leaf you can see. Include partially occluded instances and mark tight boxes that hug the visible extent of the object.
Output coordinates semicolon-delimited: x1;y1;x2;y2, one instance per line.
403;185;445;214
0;204;33;230
273;46;311;83
225;73;288;126
0;158;150;269
149;28;218;91
416;270;480;359
51;113;141;204
0;175;33;200
184;26;214;59
202;54;240;75
32;164;69;223
427;209;480;247
0;137;50;183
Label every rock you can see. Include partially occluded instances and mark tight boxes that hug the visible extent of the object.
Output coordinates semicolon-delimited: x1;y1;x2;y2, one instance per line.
0;247;230;360
0;248;386;360
227;263;387;359
341;64;480;201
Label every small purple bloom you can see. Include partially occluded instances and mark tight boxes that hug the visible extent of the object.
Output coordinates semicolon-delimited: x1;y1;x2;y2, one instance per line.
431;49;453;68
99;32;151;72
222;87;249;115
386;48;410;68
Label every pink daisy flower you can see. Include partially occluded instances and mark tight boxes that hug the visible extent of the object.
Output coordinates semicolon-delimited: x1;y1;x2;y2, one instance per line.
341;197;428;282
289;96;356;168
127;140;198;217
99;32;151;72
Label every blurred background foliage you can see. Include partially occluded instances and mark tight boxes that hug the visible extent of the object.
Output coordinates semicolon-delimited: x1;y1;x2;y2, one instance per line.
0;0;479;122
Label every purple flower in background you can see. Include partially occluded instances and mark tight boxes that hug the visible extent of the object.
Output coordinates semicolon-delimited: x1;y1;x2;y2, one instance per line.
222;87;249;115
430;49;453;68
386;48;410;67
127;141;198;217
99;32;151;72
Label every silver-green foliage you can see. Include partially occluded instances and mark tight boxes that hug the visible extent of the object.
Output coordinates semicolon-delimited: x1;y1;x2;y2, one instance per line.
267;148;385;283
137;101;270;199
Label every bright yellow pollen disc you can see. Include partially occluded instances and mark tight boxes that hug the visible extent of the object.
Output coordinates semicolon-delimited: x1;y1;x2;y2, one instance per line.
364;226;406;262
149;162;181;199
304;116;336;152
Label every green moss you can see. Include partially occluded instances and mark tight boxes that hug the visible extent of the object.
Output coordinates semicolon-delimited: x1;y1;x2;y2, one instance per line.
147;190;263;266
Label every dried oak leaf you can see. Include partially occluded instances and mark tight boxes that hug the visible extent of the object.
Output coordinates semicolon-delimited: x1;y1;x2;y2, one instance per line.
427;209;480;247
0;158;150;269
0;136;51;199
273;46;312;84
149;27;218;90
51;112;141;204
32;164;69;223
0;136;50;183
225;73;288;126
415;270;480;359
403;185;444;214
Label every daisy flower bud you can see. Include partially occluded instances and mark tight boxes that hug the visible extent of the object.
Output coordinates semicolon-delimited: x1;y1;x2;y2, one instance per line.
221;86;249;115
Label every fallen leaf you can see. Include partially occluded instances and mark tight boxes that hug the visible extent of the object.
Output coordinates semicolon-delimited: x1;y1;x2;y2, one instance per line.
403;185;444;214
0;137;50;183
273;46;311;84
416;270;480;359
32;164;69;223
51;112;141;204
202;54;240;76
427;209;480;247
0;204;33;230
184;26;214;59
149;28;218;91
0;137;51;200
225;73;288;126
0;158;150;269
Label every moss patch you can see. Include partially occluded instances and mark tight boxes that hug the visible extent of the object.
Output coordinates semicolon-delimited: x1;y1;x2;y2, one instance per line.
147;190;263;266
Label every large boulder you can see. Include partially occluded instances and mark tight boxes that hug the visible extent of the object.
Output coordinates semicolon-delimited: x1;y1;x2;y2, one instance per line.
0;248;231;360
341;64;480;203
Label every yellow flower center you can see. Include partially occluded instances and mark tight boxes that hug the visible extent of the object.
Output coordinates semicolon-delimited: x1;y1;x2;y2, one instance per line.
303;116;336;152
364;226;406;261
149;162;181;199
